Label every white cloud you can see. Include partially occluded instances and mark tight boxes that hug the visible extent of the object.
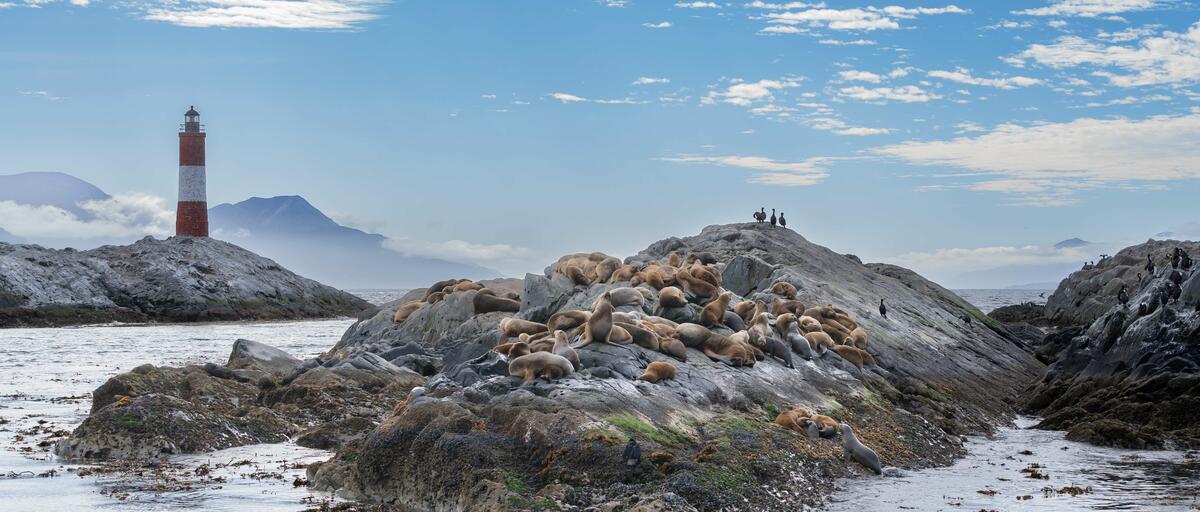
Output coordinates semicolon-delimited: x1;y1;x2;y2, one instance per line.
547;92;646;105
762;5;966;31
805;116;892;135
838;70;885;83
702;77;802;106
549;92;587;103
633;76;670;85
383;237;533;262
603;0;628;7
838;85;941;103
675;1;719;7
876;112;1200;204
0;194;174;239
1013;0;1159;18
927;67;1043;89
142;0;386;29
19;90;66;101
643;21;672;28
818;38;876;45
954;121;986;133
760;25;808;34
481;94;497;99
744;1;824;8
1014;21;1200;87
835;126;893;135
657;154;851;186
1081;93;1171;106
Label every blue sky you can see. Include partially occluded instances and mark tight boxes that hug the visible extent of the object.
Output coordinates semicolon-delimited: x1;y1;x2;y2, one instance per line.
3;0;1199;287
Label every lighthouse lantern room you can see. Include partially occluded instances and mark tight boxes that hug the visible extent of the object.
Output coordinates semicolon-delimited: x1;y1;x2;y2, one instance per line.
176;106;209;237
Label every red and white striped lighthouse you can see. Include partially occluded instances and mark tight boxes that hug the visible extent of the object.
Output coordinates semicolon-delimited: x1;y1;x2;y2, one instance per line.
176;106;209;237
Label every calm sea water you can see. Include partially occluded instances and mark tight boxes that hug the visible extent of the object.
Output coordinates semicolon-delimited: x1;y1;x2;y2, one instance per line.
953;288;1052;313
346;289;410;306
0;319;356;512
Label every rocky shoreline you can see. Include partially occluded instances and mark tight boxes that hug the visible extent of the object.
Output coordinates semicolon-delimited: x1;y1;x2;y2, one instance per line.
0;236;370;327
57;223;1045;511
1015;239;1200;450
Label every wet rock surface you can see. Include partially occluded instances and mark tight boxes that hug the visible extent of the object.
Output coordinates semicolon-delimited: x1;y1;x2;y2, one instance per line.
1025;239;1200;449
306;223;1041;510
0;236;370;327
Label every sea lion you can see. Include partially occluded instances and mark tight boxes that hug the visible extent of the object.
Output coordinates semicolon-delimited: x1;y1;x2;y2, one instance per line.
689;261;721;288
609;264;640;283
631;267;666;290
734;300;757;323
499;318;549;340
756;330;794;368
593;257;622;283
638;361;677;383
749;312;774;344
846;327;869;350
609;324;634;344
820;319;852;343
562;265;591;286
809;414;838;437
772;298;806;318
722;310;746;331
675;323;754;366
452;280;484;293
547;310;590;332
613;311;643;324
576;291;614;348
785;322;814;360
424;279;463;300
668;252;682;267
426;291;446;304
729;331;765;362
774;313;798;339
659;337;688;361
804;331;835;355
769;281;798;299
508;352;574;384
496;341;532;358
841;423;883;475
830;345;875;371
600;287;646;308
552;330;581;371
658;286;688;310
675;267;719;303
775;408;814;433
616;321;661;351
393;301;423;323
699;292;733;328
805;419;820;440
474;292;521;314
798;315;823;333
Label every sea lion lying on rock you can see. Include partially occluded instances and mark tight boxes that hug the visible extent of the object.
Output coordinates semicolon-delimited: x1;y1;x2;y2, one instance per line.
637;361;677;383
676;323;755;367
474;292;520;314
508;352;574;384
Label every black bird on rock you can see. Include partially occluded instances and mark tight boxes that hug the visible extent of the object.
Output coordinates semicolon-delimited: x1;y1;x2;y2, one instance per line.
878;298;887;319
779;212;787;228
1145;254;1156;276
624;439;642;467
770;208;777;227
961;313;972;325
754;208;766;223
1172;247;1182;269
1118;285;1129;307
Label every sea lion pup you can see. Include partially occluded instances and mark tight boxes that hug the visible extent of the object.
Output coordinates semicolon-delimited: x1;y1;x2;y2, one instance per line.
631;266;667;290
592;256;622;283
608;264;640;283
808;414;839;438
749;312;774;343
820;319;852;343
612;311;644;324
804;331;835;355
637;361;677;383
426;291;447;304
474;292;521;314
499;318;549;341
508;351;574;384
675;268;719;303
552;330;581;371
424;278;463;300
722;310;746;331
733;300;756;323
495;341;532;358
657;286;688;310
561;264;591;286
775;408;814;433
451;280;484;293
576;291;614;348
547;310;590;332
752;329;794;368
798;315;823;333
772;298;806;318
392;301;423;323
675;323;754;366
846;327;869;350
785;322;814;360
728;331;765;362
774;313;798;339
689;261;722;288
659;337;688;361
841;423;883;475
643;321;678;341
600;287;645;308
699;292;733;328
616;321;661;351
667;252;683;267
768;281;798;299
608;324;634;344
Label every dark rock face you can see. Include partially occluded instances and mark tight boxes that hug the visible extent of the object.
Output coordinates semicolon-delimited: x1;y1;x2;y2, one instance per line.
309;223;1041;510
57;340;424;460
0;236;370;327
1025;239;1200;449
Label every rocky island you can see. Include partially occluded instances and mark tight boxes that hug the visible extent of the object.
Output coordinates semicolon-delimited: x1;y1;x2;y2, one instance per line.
0;236;370;327
57;223;1046;510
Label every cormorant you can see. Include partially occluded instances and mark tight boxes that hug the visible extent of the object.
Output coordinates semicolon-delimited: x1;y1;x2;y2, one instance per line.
961;313;972;325
770;208;777;227
1172;247;1181;269
878;298;887;319
1118;285;1129;307
779;212;787;228
755;207;766;223
624;439;642;467
1145;254;1155;275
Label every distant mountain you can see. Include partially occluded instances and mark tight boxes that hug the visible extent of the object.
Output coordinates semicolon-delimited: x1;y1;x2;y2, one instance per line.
208;196;498;289
1054;238;1090;249
0;172;110;220
1154;222;1200;241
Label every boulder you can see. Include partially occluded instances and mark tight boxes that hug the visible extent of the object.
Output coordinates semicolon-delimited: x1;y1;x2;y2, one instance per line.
227;338;302;376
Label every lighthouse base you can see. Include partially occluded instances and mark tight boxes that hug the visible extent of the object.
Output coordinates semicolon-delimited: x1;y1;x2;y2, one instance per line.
176;201;209;237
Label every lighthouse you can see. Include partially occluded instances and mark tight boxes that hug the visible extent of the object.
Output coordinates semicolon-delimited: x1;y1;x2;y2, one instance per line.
176;106;208;237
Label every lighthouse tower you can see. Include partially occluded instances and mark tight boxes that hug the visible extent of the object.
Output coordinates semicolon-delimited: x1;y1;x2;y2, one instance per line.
176;106;208;237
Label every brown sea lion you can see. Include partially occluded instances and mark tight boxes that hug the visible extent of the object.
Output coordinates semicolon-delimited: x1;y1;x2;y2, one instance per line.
699;291;733;328
577;291;614;348
552;330;581;371
547;310;590;332
768;281;798;299
392;301;423;323
638;361;677;383
508;352;574;383
474;292;520;314
675;268;719;302
616;321;661;351
675;323;754;366
658;286;688;309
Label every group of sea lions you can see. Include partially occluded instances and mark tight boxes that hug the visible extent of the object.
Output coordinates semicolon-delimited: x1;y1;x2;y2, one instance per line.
479;250;881;385
391;278;522;323
775;407;884;474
